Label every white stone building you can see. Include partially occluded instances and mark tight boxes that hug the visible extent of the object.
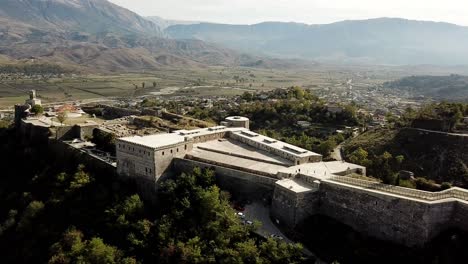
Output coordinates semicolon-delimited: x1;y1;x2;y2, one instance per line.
116;116;362;184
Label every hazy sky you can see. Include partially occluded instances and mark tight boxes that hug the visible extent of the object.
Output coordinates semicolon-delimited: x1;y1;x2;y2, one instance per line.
108;0;468;26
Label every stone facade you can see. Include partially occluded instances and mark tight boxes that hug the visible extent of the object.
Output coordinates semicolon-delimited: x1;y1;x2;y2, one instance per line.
271;181;320;227
116;137;192;182
271;177;468;247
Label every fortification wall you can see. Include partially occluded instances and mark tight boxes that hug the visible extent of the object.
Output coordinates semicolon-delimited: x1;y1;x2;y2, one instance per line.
318;180;458;247
271;185;320;227
452;202;468;232
173;158;276;201
271;175;468;247
49;139;116;176
19;120;51;142
56;126;76;140
55;124;99;141
102;106;141;119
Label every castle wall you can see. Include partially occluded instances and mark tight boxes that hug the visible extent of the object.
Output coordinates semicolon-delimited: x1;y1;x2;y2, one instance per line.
78;124;99;140
316;181;456;247
56;126;76;140
271;185;320;227
19;120;51;142
49;139;116;175
154;143;191;178
116;141;157;181
55;124;99;141
116;139;191;182
451;202;468;233
102;106;141;119
173;158;276;201
191;131;228;143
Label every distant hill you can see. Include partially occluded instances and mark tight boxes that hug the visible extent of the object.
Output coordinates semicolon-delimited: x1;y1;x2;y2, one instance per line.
146;16;201;29
384;75;468;101
166;18;468;65
0;0;287;72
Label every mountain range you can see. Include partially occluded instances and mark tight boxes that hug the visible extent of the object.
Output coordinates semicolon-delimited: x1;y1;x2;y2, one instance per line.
0;0;277;72
166;18;468;65
0;0;468;72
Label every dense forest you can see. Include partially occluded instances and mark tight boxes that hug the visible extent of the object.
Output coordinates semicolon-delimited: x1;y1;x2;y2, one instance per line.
0;123;304;263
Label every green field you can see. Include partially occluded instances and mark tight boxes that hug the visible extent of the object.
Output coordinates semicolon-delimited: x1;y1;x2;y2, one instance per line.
0;66;401;108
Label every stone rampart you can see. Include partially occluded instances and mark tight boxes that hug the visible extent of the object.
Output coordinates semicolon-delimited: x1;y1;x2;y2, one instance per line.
173;158;276;201
271;175;468;247
49;139;116;175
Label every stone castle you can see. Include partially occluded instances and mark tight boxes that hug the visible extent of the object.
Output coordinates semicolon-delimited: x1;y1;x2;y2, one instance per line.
116;116;468;247
14;92;468;248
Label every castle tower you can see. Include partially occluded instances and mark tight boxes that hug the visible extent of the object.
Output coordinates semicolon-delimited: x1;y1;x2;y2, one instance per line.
225;116;250;129
26;90;41;107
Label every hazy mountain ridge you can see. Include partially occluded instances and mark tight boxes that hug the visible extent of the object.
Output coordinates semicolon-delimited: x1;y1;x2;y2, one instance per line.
146;16;201;29
166;18;468;65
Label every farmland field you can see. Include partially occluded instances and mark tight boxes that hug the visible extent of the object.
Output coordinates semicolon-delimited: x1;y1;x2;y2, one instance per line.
0;64;438;108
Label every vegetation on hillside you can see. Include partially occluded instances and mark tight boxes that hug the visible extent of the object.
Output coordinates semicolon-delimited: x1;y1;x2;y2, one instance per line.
344;103;468;189
401;102;467;132
384;75;468;101
185;87;362;157
0;64;71;76
0;125;304;263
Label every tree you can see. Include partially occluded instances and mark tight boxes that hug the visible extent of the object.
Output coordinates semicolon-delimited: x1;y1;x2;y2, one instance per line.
68;165;92;191
30;105;44;115
155;168;305;263
49;228;135;264
57;111;68;125
348;147;370;166
16;201;44;231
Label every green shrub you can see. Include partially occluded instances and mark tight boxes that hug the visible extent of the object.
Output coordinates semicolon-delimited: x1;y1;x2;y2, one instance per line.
398;179;416;189
441;182;452;190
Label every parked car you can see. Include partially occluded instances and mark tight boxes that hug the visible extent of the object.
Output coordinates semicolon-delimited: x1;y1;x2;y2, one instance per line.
236;212;246;219
270;234;284;240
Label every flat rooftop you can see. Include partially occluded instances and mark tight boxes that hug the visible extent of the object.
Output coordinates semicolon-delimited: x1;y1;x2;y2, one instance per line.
22;117;63;128
118;133;186;149
231;130;322;158
174;126;245;138
188;145;289;176
276;178;316;193
195;139;293;166
279;161;366;180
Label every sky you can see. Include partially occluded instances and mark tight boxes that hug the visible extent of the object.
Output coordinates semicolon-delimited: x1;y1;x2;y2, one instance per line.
108;0;468;26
